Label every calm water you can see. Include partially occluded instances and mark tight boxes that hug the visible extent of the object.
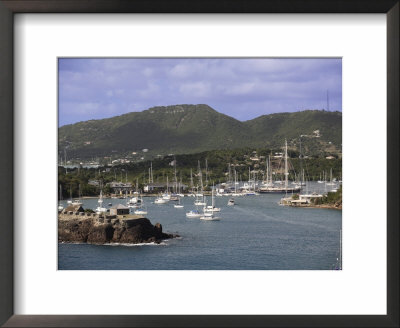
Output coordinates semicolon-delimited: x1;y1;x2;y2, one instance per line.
58;182;341;270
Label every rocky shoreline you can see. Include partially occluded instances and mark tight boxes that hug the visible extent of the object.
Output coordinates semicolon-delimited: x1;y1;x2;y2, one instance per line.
58;214;178;245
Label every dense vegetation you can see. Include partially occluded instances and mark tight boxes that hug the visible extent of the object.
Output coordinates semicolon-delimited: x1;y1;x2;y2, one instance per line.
58;147;341;198
313;185;342;206
59;104;342;160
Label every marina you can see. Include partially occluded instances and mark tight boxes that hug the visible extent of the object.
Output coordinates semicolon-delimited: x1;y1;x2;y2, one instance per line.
58;181;341;270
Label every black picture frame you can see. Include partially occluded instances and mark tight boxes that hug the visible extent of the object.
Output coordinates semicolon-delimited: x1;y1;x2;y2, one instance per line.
0;1;398;327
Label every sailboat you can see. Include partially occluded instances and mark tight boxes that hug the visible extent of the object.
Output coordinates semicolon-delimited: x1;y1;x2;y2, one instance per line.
186;209;202;218
326;168;336;186
231;170;242;196
204;186;221;212
259;140;301;193
95;189;107;214
155;193;168;204
174;196;184;208
199;205;221;221
58;185;64;211
71;184;83;206
317;172;324;183
194;187;206;206
67;185;73;204
134;195;148;215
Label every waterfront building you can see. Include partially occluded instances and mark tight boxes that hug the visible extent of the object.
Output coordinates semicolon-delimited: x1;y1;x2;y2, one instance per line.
110;204;130;216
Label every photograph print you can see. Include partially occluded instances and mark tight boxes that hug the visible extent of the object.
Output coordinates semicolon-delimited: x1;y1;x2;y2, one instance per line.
58;58;342;270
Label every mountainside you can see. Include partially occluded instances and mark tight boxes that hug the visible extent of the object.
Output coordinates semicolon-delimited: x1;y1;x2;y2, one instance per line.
59;104;342;159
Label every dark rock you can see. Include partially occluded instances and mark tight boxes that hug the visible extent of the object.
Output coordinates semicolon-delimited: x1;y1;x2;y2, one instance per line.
58;216;178;245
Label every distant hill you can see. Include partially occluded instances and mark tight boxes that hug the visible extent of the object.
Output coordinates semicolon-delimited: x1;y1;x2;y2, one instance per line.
59;104;342;159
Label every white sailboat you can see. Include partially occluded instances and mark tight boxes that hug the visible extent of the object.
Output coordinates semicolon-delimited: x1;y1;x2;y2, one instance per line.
58;184;64;211
204;186;221;212
71;184;83;206
134;195;148;215
95;190;107;214
259;140;301;194
194;187;206;206
155;194;168;204
186;210;202;218
231;170;242;196
174;196;184;208
317;172;324;183
326;168;336;186
199;207;221;221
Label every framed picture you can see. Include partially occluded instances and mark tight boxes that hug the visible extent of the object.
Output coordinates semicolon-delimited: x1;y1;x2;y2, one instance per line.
0;1;398;327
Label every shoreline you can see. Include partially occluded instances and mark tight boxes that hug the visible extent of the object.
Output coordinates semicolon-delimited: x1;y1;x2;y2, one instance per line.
284;203;342;210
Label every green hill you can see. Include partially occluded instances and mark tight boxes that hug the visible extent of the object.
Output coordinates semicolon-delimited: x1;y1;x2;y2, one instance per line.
59;104;341;159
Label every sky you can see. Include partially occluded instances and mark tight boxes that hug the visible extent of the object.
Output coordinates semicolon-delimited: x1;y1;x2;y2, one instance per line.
58;58;342;126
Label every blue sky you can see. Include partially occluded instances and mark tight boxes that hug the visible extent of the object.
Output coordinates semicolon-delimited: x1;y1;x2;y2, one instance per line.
58;58;342;126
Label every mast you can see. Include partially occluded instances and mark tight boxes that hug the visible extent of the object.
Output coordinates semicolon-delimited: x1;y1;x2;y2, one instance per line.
234;170;237;193
269;153;273;185
211;183;215;208
148;168;151;184
190;168;194;190
205;159;208;185
284;139;288;190
198;160;203;191
174;156;177;193
299;137;303;187
150;162;153;183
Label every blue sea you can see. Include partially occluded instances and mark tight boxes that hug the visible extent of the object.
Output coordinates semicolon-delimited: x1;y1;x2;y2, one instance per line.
58;182;341;270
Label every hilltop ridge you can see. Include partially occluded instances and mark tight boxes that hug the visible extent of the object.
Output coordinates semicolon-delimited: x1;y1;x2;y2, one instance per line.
59;104;342;159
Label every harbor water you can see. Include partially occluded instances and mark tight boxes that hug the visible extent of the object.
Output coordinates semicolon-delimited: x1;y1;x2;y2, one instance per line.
58;182;341;270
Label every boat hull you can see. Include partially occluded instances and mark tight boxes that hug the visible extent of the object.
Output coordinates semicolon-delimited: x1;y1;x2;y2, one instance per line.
259;188;301;194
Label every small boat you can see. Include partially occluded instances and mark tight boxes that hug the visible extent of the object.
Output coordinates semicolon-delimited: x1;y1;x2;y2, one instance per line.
108;203;112;206
227;198;235;206
134;195;148;214
155;197;168;204
199;213;221;221
174;197;184;208
127;196;138;205
186;210;201;218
